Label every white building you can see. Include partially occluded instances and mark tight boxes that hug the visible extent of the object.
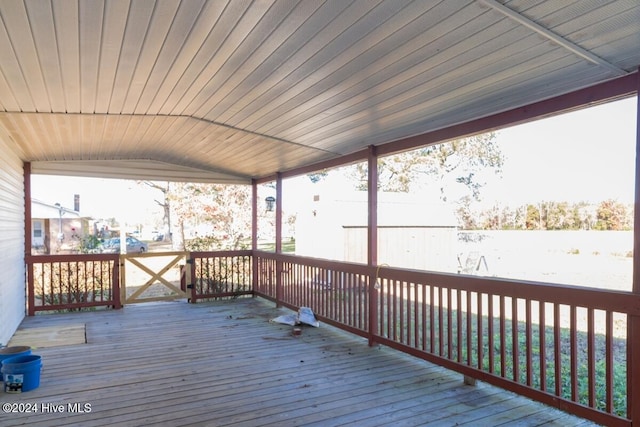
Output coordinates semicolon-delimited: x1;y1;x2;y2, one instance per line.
296;189;458;273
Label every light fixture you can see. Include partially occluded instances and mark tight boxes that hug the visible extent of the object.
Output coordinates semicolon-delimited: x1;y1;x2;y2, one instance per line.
265;196;276;212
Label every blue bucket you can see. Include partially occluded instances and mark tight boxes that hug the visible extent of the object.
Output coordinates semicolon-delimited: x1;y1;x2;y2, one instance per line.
2;355;42;393
0;347;31;383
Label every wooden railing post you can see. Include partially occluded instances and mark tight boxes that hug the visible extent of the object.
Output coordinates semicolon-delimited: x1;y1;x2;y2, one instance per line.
275;173;283;307
188;253;196;303
112;258;122;309
275;256;283;307
182;253;191;303
119;255;126;306
368;267;378;346
251;180;258;294
367;145;378;346
24;163;34;315
26;258;35;316
629;315;640;425
252;253;259;295
629;66;640;426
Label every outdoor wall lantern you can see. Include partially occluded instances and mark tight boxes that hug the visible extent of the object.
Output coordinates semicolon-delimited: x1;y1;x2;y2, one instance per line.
265;196;276;212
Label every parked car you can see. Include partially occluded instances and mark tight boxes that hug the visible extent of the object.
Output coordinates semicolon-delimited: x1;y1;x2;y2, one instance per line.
101;237;148;254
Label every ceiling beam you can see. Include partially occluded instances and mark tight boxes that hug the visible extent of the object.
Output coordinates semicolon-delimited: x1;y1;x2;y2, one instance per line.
478;0;628;76
259;71;637;183
377;71;637;156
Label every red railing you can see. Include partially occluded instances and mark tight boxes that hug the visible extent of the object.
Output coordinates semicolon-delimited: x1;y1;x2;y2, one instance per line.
189;250;253;302
26;254;121;315
254;251;640;427
23;250;640;425
255;252;371;337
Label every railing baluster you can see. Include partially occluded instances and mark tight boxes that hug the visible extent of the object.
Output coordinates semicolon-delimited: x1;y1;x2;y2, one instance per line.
419;283;425;351
488;294;494;374
400;280;405;344
430;285;435;354
570;305;578;402
457;289;463;363
588;308;595;408
477;292;483;370
439;286;444;357
467;290;472;366
500;295;506;377
299;263;304;310
67;262;72;305
606;310;613;414
554;303;561;397
414;283;420;349
539;301;546;392
393;280;398;342
512;297;519;382
447;288;452;359
526;299;532;386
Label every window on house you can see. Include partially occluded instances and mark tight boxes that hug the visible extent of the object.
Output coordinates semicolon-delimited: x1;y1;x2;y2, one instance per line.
33;221;42;238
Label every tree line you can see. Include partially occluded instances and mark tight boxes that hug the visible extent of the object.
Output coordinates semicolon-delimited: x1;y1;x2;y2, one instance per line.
457;199;633;231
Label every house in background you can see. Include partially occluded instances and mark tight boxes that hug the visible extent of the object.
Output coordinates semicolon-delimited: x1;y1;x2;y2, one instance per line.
31;198;86;254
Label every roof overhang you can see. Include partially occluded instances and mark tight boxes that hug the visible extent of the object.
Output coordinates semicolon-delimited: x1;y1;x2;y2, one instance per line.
30;159;250;184
0;1;637;183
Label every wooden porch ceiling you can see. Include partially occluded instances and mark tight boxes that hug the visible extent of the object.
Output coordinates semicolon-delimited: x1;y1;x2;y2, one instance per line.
2;298;596;426
0;1;638;183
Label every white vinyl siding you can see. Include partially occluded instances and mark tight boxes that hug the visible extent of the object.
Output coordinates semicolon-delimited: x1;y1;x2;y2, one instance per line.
0;132;25;346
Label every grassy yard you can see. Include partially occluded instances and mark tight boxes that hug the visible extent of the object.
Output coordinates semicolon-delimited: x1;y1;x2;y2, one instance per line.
257;240;295;253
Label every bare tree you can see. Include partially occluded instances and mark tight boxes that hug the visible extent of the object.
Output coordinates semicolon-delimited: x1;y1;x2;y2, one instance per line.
347;133;504;201
141;181;171;241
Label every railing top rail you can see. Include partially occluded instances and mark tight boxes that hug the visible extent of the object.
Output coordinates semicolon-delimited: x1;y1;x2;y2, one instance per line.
26;253;119;263
28;249;640;315
255;250;640;315
121;251;188;259
378;265;640;315
255;251;371;274
191;250;252;258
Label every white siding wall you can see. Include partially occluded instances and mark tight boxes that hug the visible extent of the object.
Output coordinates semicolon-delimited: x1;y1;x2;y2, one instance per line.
343;226;458;273
0;135;25;346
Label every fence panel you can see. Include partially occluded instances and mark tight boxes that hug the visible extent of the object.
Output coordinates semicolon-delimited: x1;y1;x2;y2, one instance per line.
190;250;253;301
27;254;120;314
254;251;636;426
254;252;371;337
26;249;638;425
121;252;189;303
375;268;636;427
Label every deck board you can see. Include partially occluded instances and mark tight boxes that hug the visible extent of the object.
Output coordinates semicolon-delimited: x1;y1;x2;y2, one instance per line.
8;324;86;348
0;298;598;426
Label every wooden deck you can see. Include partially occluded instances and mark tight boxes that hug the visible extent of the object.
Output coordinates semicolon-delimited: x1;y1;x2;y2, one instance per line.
1;298;597;427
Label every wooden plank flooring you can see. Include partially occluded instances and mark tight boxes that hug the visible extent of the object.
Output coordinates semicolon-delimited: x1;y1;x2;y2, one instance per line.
8;324;86;348
1;298;598;427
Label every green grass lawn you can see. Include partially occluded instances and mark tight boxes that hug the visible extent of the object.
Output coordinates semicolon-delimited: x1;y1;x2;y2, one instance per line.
257;240;295;253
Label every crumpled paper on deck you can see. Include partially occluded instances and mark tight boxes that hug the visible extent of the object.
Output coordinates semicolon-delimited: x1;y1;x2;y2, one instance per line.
271;307;319;327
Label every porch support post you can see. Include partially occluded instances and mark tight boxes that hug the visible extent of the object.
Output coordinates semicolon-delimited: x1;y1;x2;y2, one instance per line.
275;173;283;307
252;179;258;294
630;67;640;424
112;259;122;309
276;172;283;254
24;162;34;316
367;145;379;346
